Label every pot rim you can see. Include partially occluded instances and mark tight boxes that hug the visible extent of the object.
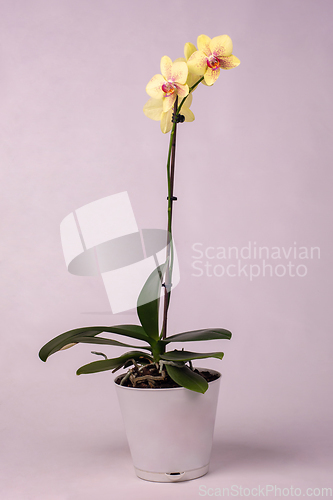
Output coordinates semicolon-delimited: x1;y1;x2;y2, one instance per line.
114;367;221;392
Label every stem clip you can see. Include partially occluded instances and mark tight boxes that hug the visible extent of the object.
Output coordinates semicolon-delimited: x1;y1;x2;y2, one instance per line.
162;283;172;293
172;113;185;123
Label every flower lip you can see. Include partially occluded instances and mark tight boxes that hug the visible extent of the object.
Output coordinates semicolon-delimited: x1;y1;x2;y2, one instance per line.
207;54;220;70
162;81;176;96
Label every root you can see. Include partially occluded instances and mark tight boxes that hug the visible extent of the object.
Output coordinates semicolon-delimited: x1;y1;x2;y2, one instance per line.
131;371;167;387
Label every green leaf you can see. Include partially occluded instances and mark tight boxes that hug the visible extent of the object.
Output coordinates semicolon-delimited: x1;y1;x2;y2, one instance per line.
165;364;209;394
101;325;150;342
162;328;232;344
39;325;149;362
161;350;224;362
77;351;153;375
39;327;101;362
73;336;152;351
137;264;166;341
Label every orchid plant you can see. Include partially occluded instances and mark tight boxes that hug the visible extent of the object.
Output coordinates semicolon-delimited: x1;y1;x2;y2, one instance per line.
39;34;240;393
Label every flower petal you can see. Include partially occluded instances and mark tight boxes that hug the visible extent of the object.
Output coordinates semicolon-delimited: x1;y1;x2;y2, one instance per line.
210;35;233;58
197;34;212;55
204;67;220;86
184;42;197;61
171;61;188;84
143;98;164;121
160;56;173;80
174;83;189;98
163;92;176;112
187;72;200;88
146;74;165;98
182;92;192;108
182;106;195;123
174;57;186;63
219;54;241;70
187;50;208;75
160;110;173;134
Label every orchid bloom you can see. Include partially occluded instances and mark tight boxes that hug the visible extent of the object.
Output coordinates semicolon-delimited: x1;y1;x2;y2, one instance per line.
187;34;240;86
172;42;201;89
143;93;194;134
146;56;189;112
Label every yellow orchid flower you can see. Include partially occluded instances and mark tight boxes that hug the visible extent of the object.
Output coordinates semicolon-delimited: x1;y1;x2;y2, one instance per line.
176;42;201;89
187;34;240;86
184;41;211;87
143;93;195;134
184;42;197;61
146;56;189;112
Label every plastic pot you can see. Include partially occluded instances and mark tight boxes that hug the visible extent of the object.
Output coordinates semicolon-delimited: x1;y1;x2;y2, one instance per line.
114;368;221;482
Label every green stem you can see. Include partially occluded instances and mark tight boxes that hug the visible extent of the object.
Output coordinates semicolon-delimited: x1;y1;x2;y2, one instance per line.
178;76;204;113
161;98;178;340
161;77;204;340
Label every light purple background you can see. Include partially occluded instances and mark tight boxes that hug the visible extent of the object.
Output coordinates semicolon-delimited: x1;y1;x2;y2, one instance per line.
1;1;332;498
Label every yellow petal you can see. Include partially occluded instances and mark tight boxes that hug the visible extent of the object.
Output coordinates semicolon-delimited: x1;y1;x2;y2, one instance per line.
163;93;176;112
210;35;233;58
197;34;212;55
187;50;208;75
219;54;241;70
146;74;165;98
160;110;173;134
175;83;189;98
174;57;186;63
160;56;173;80
184;42;197;61
204;67;220;86
183;92;193;108
171;61;188;84
187;72;200;88
182;106;195;123
143;98;164;121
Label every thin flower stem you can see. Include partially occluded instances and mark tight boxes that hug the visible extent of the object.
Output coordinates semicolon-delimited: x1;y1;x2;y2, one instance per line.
161;98;178;340
161;77;204;340
178;76;204;113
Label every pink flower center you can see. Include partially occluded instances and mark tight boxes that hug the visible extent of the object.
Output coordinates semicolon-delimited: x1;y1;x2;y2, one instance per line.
207;55;220;70
162;81;176;96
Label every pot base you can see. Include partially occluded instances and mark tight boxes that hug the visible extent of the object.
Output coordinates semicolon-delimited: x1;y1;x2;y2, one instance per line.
134;463;209;483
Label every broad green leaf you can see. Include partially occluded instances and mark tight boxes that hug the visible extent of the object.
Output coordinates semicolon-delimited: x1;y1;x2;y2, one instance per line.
39;325;149;362
161;350;224;362
100;325;150;341
162;328;232;345
137;264;166;341
73;336;152;351
165;364;208;393
77;351;153;375
39;327;102;362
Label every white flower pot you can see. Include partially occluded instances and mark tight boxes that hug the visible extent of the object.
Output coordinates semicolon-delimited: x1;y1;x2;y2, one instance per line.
114;368;221;482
